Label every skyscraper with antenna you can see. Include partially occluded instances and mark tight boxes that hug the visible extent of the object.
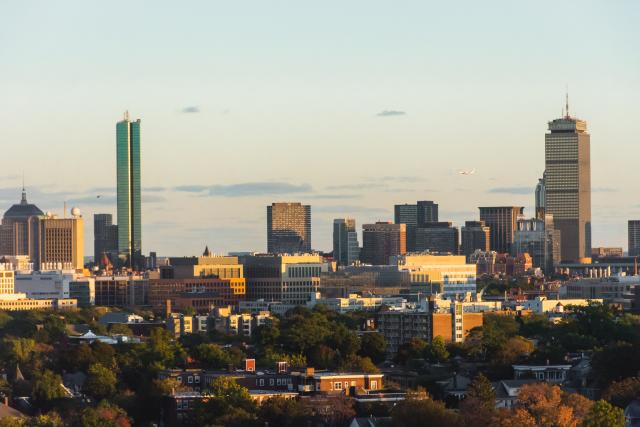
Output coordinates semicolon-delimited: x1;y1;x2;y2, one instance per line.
116;111;142;269
544;93;591;262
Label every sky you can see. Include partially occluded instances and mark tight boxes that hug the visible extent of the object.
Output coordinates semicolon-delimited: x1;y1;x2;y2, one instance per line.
1;1;639;257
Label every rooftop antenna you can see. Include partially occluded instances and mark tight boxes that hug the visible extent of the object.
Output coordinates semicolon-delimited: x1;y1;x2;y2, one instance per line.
63;201;67;218
124;110;130;121
20;173;27;204
565;85;569;118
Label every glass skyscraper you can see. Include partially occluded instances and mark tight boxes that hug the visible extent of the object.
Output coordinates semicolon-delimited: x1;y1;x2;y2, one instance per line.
116;112;142;267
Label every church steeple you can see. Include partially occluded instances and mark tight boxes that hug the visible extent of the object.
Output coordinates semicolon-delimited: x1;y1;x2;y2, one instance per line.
203;245;211;257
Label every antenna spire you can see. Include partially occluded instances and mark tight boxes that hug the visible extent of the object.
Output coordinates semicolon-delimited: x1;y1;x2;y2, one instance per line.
20;173;27;204
565;85;569;118
124;110;130;121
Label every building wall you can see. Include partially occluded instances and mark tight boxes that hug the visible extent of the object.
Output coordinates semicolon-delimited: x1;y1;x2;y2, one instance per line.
545;117;591;261
267;203;311;254
479;207;523;254
629;221;640;257
36;216;84;271
361;222;406;265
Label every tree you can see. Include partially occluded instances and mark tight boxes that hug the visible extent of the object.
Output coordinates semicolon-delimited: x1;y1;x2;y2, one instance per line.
602;377;640;408
109;323;133;336
592;341;640;386
424;336;450;363
493;336;533;367
253;323;280;348
395;338;428;365
0;413;65;427
391;393;461;427
460;373;496;427
359;332;386;364
80;401;132;427
491;408;536;427
258;397;312;427
515;383;593;427
194;377;257;427
582;400;625;427
339;354;380;373
3;337;35;364
194;343;231;368
329;323;360;357
84;363;117;400
31;369;67;408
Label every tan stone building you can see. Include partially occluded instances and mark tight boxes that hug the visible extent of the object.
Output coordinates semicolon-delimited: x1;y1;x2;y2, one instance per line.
35;212;84;271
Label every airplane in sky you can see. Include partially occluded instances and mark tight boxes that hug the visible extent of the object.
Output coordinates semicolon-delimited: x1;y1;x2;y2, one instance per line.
458;168;476;176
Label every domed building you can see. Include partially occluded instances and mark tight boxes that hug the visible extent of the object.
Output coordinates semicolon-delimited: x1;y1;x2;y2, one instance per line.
0;188;44;256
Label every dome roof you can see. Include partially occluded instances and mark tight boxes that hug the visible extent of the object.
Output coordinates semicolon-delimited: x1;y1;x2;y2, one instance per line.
3;189;44;219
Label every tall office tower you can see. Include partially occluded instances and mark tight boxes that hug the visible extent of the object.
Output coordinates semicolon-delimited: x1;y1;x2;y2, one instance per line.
513;214;560;274
116;112;142;268
360;222;406;265
93;214;118;264
333;218;360;266
479;206;524;253
415;222;459;254
267;203;311;254
394;204;418;252
545;101;591;261
33;210;84;271
461;221;491;259
417;201;438;225
628;221;640;257
0;188;44;256
535;172;546;220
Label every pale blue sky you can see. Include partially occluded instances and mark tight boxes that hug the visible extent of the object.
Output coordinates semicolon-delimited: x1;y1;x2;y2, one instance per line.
1;1;639;256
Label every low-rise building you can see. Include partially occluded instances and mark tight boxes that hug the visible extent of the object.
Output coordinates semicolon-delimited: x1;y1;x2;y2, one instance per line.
515;296;603;314
559;275;639;309
241;254;329;305
211;307;272;337
391;253;476;296
306;292;407;312
94;274;148;307
14;270;95;307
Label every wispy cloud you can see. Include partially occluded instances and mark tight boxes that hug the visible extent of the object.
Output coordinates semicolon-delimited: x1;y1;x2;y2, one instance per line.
305;194;361;200
377;110;406;117
325;183;381;191
144;186;167;192
488;187;532;195
174;182;312;197
181;106;201;113
314;205;389;214
593;187;617;193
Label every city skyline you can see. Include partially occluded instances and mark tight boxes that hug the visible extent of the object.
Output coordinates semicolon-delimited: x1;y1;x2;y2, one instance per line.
1;1;639;256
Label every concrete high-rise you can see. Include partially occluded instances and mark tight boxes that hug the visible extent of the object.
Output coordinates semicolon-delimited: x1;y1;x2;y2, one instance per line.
94;214;118;264
461;221;490;259
394;204;418;252
628;220;640;257
116;112;142;268
33;210;84;271
545;102;591;261
361;222;406;265
415;222;459;254
267;203;311;254
417;201;438;225
333;218;359;266
479;206;524;253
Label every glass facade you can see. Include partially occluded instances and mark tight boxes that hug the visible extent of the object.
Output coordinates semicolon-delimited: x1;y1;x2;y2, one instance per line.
116;114;142;265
